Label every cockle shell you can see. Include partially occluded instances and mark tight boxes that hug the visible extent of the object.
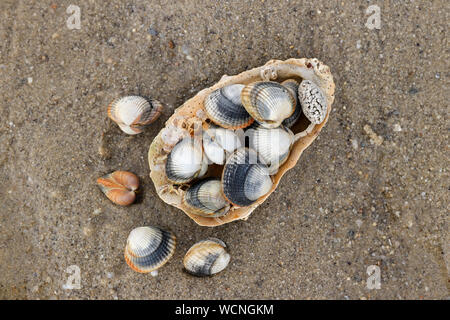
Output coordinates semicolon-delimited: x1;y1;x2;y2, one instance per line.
124;226;176;273
204;84;254;129
222;148;273;207
149;58;335;226
246;125;294;174
165;137;204;184
281;79;302;128
97;171;139;206
182;178;230;217
108;95;163;134
298;80;327;124
241;81;295;129
183;238;230;276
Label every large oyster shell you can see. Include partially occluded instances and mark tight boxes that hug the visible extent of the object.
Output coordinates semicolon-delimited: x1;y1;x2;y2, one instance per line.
148;58;335;227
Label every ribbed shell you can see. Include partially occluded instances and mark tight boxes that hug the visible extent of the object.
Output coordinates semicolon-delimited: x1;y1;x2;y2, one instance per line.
281;79;302;128
183;238;230;276
241;81;295;129
204;84;254;129
298;80;327;124
108;96;163;134
221;148;273;207
183;178;230;217
247;126;294;174
165;137;203;184
124;226;176;273
97;171;139;206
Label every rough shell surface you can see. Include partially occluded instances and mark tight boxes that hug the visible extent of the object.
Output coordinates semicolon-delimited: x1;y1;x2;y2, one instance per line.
124;226;176;273
183;178;230;217
222;148;273;207
204;84;254;129
148;58;335;226
183;238;230;276
298;80;327;124
97;171;139;206
108;96;163;134
241;81;295;129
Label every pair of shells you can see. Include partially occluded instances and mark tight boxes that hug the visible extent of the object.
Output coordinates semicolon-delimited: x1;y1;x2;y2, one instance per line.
125;227;229;277
205;78;326;130
182;146;275;217
97;171;139;206
149;58;335;226
108;96;163;134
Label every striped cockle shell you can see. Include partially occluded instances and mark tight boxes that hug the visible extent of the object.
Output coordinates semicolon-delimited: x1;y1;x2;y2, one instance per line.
298;80;327;124
124;226;176;273
183;238;230;277
165;137;204;184
246;125;294;175
182;178;230;217
281;79;302;128
108;96;163;134
97;170;139;206
221;147;273;207
241;81;295;129
204;84;254;129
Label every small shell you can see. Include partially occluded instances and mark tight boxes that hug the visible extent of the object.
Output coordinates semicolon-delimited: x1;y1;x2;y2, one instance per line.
97;171;139;206
165;137;203;184
124;226;176;273
203;127;242;165
241;81;295;129
298;80;327;124
204;84;254;129
221;148;273;207
281;79;302;128
183;178;230;217
247;126;294;174
183;238;230;276
108;96;163;135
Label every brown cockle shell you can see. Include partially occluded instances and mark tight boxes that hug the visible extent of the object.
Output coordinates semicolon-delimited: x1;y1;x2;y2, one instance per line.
97;171;139;206
148;58;335;227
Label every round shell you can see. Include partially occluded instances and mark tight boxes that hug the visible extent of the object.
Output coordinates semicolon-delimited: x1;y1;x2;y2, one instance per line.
182;178;230;217
149;58;335;226
298;80;327;124
281;79;302;128
204;84;254;129
247;126;294;174
124;226;176;273
165;137;203;184
97;171;139;206
183;238;230;276
222;148;273;207
241;81;295;129
108;96;163;134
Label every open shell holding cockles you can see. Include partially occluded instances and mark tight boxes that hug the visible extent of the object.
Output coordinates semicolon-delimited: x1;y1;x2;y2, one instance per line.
148;58;335;227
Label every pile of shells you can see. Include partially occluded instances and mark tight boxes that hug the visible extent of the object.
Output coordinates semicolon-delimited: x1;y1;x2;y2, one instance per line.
148;58;335;226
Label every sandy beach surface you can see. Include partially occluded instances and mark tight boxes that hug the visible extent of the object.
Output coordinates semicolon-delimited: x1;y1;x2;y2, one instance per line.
0;0;448;299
